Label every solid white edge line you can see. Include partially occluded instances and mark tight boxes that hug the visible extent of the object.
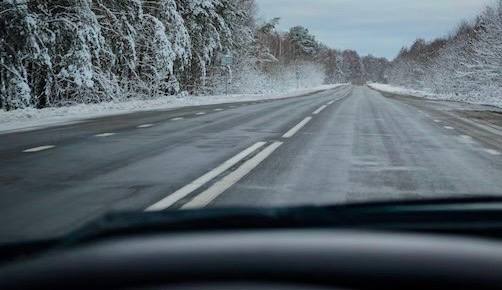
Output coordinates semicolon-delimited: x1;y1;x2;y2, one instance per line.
182;141;283;209
313;105;327;115
327;100;335;105
145;142;267;211
23;145;56;153
282;117;313;138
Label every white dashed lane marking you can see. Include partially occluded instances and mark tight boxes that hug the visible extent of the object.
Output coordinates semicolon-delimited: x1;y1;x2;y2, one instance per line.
23;145;56;153
196;112;206;115
456;135;500;155
95;133;116;137
458;135;476;145
137;124;154;128
444;126;455;130
171;117;184;121
214;108;224;111
313;105;327;115
484;149;501;156
282;117;313;138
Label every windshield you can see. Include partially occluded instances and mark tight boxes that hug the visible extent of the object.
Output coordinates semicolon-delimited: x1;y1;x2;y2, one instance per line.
0;0;501;244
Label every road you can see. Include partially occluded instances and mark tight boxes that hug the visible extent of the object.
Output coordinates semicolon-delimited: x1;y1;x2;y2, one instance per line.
1;85;502;242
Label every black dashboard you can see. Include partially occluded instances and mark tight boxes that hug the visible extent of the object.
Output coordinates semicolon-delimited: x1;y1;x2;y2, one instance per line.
2;229;502;289
4;198;502;289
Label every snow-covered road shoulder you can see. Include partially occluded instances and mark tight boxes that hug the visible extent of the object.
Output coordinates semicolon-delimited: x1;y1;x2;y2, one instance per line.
367;83;430;99
0;84;345;134
368;83;502;109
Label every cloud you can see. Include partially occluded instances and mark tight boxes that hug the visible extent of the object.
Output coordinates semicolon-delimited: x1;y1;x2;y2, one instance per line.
255;0;495;59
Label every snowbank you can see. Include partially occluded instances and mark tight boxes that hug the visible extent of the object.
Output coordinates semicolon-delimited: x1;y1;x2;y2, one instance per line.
368;83;502;109
0;84;345;134
367;83;431;98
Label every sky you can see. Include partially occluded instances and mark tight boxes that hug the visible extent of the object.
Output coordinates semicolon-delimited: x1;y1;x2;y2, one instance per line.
255;0;495;59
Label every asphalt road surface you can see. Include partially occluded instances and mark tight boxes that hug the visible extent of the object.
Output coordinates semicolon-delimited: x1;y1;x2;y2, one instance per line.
1;85;502;242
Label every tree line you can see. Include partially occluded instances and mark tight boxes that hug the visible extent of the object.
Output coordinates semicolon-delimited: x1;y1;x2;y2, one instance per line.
386;0;502;104
0;0;389;111
1;0;254;109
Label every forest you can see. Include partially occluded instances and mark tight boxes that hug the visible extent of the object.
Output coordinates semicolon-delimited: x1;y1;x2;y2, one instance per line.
4;1;500;112
1;0;387;111
386;1;502;105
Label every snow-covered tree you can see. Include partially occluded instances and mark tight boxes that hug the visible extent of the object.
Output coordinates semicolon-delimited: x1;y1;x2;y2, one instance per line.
341;50;364;85
362;55;389;83
1;0;382;110
385;0;502;105
287;26;319;60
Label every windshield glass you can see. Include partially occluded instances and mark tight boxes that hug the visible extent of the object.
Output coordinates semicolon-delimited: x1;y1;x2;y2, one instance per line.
0;0;501;243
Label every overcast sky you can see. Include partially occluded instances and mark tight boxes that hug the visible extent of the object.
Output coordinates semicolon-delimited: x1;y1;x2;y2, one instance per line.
255;0;495;59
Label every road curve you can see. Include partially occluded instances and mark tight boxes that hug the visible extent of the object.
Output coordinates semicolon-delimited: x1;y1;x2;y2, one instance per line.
0;86;348;242
1;85;502;243
212;86;502;207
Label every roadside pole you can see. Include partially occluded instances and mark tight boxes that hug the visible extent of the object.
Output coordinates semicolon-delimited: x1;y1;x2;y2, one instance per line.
222;53;234;95
225;66;228;95
226;65;232;95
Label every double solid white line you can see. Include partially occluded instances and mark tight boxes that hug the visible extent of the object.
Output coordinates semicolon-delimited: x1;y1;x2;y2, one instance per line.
147;97;339;209
146;142;278;211
182;141;283;209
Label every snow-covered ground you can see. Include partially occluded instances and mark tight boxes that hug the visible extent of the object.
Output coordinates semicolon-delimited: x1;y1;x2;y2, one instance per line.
0;84;344;134
368;83;502;109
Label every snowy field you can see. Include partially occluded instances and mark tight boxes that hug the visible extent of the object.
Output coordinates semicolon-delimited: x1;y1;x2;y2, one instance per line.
368;83;502;109
0;84;344;134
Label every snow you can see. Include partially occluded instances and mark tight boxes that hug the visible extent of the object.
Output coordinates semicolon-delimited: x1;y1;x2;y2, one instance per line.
0;84;345;134
383;2;502;110
368;83;431;98
368;83;502;109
